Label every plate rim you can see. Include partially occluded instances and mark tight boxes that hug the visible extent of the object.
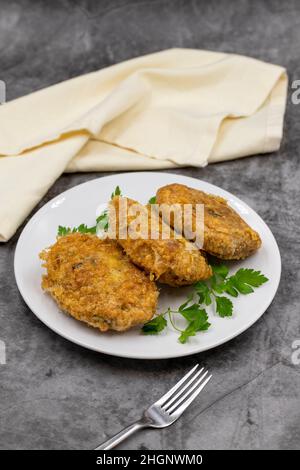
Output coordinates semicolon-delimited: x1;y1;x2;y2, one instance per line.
14;172;281;359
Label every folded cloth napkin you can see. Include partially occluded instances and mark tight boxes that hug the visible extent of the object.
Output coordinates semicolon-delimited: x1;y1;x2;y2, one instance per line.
0;48;287;242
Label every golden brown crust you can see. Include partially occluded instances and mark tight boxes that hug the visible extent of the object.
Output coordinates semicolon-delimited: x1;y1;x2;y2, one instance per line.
39;233;158;331
110;196;212;286
156;183;262;260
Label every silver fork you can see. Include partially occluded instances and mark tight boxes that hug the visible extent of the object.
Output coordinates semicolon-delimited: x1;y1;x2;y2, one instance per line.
95;364;212;450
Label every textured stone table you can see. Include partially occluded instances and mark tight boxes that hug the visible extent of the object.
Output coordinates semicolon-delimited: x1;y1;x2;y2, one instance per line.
0;0;299;450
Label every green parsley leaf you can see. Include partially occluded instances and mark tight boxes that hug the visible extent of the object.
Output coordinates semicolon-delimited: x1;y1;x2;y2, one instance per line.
111;185;122;199
57;223;96;236
177;294;194;312
210;274;226;294
194;281;212;305
57;186;123;236
76;223;96;234
179;303;205;322
211;263;229;279
209;263;229;294
228;268;268;295
222;280;239;297
215;296;233;317
179;309;210;343
96;210;109;231
142;315;167;335
148;196;157;204
179;323;198;344
57;225;71;236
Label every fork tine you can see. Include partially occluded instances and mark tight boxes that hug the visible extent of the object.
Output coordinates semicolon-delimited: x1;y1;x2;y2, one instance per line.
155;364;200;406
169;374;212;417
168;373;212;416
166;369;209;413
161;367;204;410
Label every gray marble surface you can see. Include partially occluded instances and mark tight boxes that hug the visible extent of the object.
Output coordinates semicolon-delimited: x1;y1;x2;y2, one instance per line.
0;0;300;450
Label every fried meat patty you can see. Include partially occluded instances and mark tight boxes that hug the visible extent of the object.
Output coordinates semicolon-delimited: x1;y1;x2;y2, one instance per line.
156;183;262;260
110;196;212;286
39;233;158;331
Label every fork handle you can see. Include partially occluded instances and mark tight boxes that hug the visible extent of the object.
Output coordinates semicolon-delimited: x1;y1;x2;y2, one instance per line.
95;420;147;450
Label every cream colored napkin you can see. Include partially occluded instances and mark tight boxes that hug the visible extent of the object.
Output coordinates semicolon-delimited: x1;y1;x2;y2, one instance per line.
0;49;287;242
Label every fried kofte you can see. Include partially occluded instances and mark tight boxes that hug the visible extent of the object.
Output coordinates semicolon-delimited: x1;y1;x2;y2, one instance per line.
39;233;158;332
156;183;262;260
109;196;212;286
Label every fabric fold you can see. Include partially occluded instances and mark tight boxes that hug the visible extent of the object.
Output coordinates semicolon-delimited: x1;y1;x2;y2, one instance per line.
0;48;287;242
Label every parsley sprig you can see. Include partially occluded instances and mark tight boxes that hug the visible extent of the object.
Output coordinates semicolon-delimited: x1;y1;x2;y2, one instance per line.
196;264;268;317
148;196;157;204
57;186;122;236
142;263;268;343
142;298;210;344
57;224;96;236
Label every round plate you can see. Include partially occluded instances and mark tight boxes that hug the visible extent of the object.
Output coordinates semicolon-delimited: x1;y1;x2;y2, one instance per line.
14;172;281;359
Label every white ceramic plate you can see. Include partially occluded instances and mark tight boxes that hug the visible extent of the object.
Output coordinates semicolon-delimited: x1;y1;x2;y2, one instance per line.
14;172;281;359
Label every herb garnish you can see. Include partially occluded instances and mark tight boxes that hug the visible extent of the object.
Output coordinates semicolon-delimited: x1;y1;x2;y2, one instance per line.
57;186;122;236
57;224;96;236
148;196;157;204
142;263;268;343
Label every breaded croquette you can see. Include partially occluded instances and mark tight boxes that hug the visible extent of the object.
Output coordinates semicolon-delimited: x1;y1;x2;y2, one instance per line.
39;233;158;332
110;196;212;286
156;183;262;260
